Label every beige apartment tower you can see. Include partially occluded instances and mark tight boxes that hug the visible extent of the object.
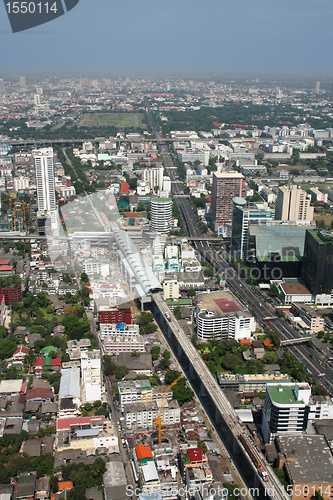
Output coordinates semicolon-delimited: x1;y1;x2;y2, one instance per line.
275;184;314;221
211;170;245;231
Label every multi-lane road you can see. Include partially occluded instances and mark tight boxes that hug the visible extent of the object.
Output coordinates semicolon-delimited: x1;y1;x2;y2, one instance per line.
203;249;333;394
150;109;333;395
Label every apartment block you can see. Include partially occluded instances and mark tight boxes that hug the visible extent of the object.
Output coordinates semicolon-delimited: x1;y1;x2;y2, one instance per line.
211;170;245;231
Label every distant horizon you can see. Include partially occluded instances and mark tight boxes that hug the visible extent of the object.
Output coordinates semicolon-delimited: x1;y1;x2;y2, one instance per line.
2;72;333;84
1;0;332;77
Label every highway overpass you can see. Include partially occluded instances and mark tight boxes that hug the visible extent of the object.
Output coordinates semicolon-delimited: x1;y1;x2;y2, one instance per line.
280;336;312;346
152;292;288;500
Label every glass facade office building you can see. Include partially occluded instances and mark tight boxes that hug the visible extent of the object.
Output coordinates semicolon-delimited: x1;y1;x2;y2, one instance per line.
302;230;333;295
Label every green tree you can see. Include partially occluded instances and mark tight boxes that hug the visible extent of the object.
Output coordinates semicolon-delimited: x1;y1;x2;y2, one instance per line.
171;378;194;405
103;355;116;376
273;468;288;488
144;323;157;334
115;365;129;379
80;273;90;283
197;441;208;454
223;483;240;500
50;475;59;494
174;306;182;320
151;346;160;361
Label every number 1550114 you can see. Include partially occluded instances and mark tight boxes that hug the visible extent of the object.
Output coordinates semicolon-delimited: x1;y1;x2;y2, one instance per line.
5;2;58;14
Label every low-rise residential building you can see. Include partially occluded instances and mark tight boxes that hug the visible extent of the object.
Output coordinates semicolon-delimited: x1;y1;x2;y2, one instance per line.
290;303;325;333
82;259;110;278
216;372;291;393
11;345;29;362
113;352;153;376
58;368;81;418
118;380;172;411
103;332;146;355
56;416;117;453
124;400;180;430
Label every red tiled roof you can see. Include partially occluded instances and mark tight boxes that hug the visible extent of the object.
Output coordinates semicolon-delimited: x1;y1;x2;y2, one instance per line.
13;346;30;356
120;182;129;193
20;381;27;394
263;338;274;347
0;259;11;265
50;358;61;366
26;388;53;401
0;266;13;271
239;339;251;345
57;416;104;430
35;359;43;367
187;447;203;462
58;481;74;491
135;444;153;460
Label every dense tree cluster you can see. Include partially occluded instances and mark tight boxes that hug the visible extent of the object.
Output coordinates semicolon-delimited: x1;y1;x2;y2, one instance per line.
103;355;129;380
60;458;106;499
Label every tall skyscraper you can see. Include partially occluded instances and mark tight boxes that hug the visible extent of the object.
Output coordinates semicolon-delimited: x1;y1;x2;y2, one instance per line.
211;170;245;231
231;198;274;260
275;184;313;221
302;230;333;300
315;81;320;94
34;148;56;212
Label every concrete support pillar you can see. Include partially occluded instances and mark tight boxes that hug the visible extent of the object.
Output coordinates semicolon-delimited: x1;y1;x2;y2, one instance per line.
177;343;182;358
232;436;239;455
200;380;206;397
189;364;194;379
215;407;221;424
253;470;260;489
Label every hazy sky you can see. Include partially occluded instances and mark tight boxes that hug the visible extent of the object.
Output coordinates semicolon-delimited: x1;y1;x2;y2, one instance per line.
1;0;333;76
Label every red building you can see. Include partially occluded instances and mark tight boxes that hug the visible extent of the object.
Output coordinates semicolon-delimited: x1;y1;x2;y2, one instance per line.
0;285;22;305
120;182;129;194
94;299;131;325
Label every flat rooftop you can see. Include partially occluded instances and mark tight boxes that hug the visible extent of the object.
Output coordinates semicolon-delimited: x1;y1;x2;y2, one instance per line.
213;171;244;179
197;290;245;317
280;282;312;296
277;435;333;484
267;384;301;405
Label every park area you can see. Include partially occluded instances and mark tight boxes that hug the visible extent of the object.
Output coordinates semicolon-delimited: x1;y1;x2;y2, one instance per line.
78;112;146;129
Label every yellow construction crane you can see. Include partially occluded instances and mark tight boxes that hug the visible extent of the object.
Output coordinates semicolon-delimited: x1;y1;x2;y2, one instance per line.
13;209;17;231
22;201;27;228
154;375;182;444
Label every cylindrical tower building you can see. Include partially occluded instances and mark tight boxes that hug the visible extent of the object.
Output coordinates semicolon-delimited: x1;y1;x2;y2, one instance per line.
151;197;172;233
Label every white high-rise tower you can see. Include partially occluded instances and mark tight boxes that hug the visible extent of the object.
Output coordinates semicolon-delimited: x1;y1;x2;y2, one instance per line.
34;148;56;212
